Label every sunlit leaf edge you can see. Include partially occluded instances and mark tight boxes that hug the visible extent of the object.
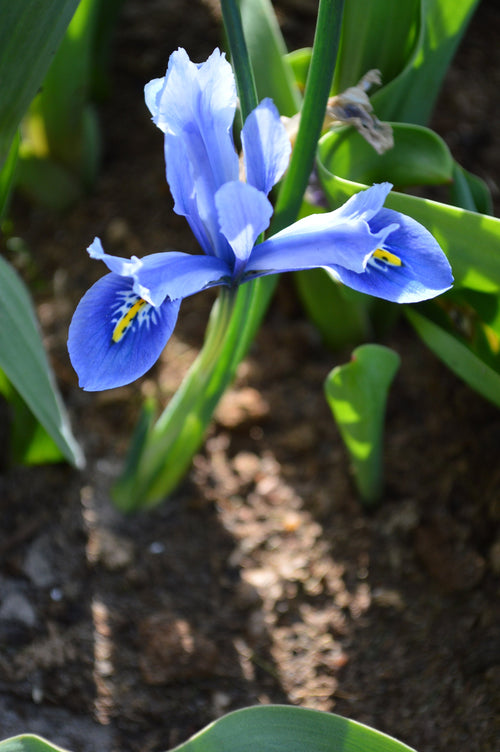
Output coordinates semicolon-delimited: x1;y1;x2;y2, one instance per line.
0;255;84;467
172;704;417;752
0;735;69;752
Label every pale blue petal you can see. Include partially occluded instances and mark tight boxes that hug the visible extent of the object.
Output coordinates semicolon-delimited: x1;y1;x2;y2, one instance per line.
144;77;164;122
244;210;394;277
149;48;237;148
87;237;141;277
215;182;273;278
146;48;239;263
244;197;453;303
133;251;232;307
242;99;291;195
334;182;393;222
163;133;233;262
351;207;454;302
68;274;180;391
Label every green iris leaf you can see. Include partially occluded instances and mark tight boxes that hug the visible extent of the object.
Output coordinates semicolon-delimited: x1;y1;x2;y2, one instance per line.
325;344;401;505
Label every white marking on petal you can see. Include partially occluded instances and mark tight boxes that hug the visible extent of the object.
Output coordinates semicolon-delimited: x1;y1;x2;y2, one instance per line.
111;290;158;343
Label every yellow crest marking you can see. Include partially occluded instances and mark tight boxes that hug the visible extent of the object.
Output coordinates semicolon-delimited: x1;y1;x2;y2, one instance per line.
373;248;402;267
112;297;148;343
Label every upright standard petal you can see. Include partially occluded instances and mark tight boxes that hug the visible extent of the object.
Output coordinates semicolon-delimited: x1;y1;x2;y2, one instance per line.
146;48;239;263
241;99;291;195
68;274;180;391
215;181;273;279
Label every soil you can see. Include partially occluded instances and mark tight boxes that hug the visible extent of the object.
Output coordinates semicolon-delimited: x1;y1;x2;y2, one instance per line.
1;1;500;751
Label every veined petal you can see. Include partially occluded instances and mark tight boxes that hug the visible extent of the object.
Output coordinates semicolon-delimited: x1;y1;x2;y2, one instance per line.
68;273;180;391
347;206;454;302
133;251;232;307
146;48;239;262
146;48;237;148
144;77;163;122
242;98;291;195
87;237;141;277
334;182;393;222
215;182;273;278
244;209;394;278
163;134;233;262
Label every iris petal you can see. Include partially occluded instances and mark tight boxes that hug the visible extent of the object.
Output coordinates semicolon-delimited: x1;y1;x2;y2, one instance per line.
87;237;141;277
147;48;239;263
144;77;164;122
243;183;452;304
334;182;393;222
147;48;237;150
355;207;454;302
244;209;394;277
133;251;232;307
215;182;273;278
68;273;180;391
242;99;291;195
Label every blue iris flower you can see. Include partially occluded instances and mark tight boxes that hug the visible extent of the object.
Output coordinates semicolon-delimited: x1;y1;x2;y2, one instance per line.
68;48;453;391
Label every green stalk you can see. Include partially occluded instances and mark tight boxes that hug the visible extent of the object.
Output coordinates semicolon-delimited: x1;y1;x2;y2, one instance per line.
272;0;345;232
113;0;345;510
221;0;258;118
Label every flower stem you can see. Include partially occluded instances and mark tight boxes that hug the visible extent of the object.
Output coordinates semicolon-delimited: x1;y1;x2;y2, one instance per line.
273;0;345;233
220;0;258;119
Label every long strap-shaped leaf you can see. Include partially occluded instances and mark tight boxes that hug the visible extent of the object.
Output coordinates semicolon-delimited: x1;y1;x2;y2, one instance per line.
0;0;80;169
0;256;84;467
330;0;480;125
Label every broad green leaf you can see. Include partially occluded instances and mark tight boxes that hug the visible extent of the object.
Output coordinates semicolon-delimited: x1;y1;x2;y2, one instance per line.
325;345;401;505
0;707;417;752
317;130;500;295
406;306;500;408
372;0;481;125
17;0;102;208
0;0;80;170
320;123;453;187
174;705;416;752
0;256;84;467
332;0;420;94
238;0;301;116
0;736;68;752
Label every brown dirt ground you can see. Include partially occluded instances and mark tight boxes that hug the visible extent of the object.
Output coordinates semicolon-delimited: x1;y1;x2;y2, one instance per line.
1;1;500;751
